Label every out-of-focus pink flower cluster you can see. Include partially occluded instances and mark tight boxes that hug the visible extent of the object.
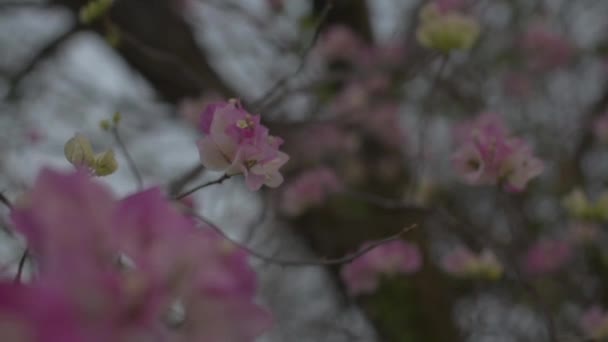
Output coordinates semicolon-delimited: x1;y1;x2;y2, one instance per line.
451;113;544;192
520;24;574;72
581;306;608;340
318;25;405;70
288;123;360;162
441;247;502;280
2;169;271;341
197;100;289;191
316;25;407;148
340;240;422;296
281;167;342;216
523;239;572;275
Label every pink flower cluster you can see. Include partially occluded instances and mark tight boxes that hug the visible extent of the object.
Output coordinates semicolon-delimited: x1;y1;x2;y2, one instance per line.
581;306;608;340
281;167;342;216
3;169;271;341
197;100;289;191
318;25;406;70
520;24;574;71
523;239;572;275
451;113;544;192
340;240;421;296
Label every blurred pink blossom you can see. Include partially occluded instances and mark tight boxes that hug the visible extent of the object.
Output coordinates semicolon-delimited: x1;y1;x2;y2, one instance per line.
523;239;573;275
520;24;574;71
318;25;365;63
197;100;289;190
9;169;272;341
290;123;360;161
452;113;544;191
0;283;85;342
281;167;342;216
340;240;422;296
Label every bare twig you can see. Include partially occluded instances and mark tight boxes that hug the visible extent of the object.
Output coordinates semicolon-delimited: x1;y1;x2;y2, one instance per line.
168;164;206;197
341;188;427;211
0;192;13;210
14;248;28;284
173;174;231;200
251;1;334;112
185;207;416;267
7;25;80;99
111;126;144;190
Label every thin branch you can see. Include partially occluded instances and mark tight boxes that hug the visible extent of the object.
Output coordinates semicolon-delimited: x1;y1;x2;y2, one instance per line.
14;248;28;284
341;188;427;211
186;208;417;267
111;126;144;190
168;164;205;197
173;174;231;200
250;1;334;112
7;24;80;99
0;192;13;210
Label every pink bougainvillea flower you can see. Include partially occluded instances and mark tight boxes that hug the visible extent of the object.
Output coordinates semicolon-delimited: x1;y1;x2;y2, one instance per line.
340;240;421;296
0;282;85;342
196;100;289;191
451;113;543;191
281;167;342;216
523;239;572;275
10;168;272;341
520;24;574;71
317;25;365;63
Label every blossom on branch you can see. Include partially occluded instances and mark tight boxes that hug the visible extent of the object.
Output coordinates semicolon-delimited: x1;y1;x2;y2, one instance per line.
197;100;289;191
281;167;342;216
523;239;572;275
451;113;544;192
340;240;421;296
8;169;271;341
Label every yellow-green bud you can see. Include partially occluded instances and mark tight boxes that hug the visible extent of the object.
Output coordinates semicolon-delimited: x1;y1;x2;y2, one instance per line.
100;119;111;131
416;9;480;53
94;150;118;176
112;111;121;125
79;0;114;24
64;134;95;168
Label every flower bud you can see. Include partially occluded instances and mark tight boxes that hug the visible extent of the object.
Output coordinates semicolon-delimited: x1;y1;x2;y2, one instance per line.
94;150;118;176
416;6;480;53
99;119;111;131
112;111;121;125
64;134;95;168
